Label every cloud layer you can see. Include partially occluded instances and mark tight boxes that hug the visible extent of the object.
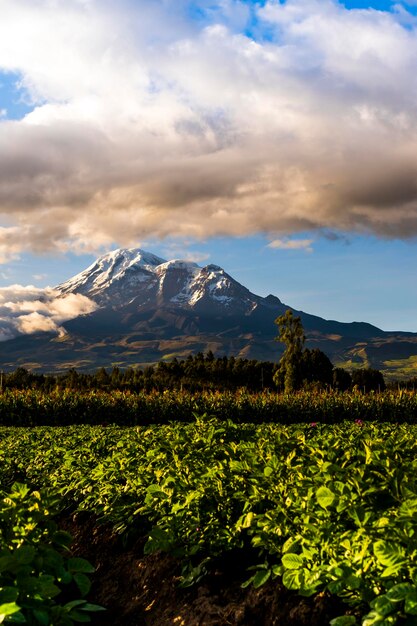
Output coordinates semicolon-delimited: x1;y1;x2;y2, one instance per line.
1;0;417;260
268;237;314;252
0;286;97;340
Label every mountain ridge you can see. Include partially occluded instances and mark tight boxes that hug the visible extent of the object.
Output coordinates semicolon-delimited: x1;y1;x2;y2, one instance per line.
56;247;267;317
1;247;417;379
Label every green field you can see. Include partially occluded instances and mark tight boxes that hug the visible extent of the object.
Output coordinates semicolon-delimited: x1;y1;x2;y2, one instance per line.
2;417;417;624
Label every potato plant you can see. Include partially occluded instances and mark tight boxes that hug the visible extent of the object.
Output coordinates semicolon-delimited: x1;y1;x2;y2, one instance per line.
0;484;103;625
2;418;417;624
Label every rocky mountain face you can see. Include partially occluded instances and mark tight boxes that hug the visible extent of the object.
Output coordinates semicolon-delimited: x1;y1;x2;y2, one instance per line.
2;248;417;378
57;248;268;316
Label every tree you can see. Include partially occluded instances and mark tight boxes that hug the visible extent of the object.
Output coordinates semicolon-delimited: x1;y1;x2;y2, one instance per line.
94;367;109;388
301;348;333;387
6;367;33;389
273;310;306;392
351;368;385;393
333;367;352;391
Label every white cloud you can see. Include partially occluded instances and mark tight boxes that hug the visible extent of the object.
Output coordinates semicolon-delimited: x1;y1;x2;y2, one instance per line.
0;1;417;260
159;242;210;264
180;251;211;263
0;285;97;340
16;311;61;335
268;238;314;252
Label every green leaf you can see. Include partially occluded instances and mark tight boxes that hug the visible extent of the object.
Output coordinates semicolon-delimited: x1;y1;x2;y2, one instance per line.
252;570;271;588
33;609;50;626
282;569;304;590
38;580;61;599
329;617;357;626
386;583;415;602
15;545;36;565
0;590;18;605
263;466;273;477
282;537;300;554
241;576;254;589
381;563;405;578
348;506;367;526
404;590;417;615
0;603;21;622
74;573;92;597
240;512;254;528
373;541;404;568
0;556;14;573
53;530;73;549
79;604;106;613
282;553;303;570
64;600;87;611
346;575;361;590
316;486;336;509
6;612;25;624
272;564;283;577
328;580;345;594
362;611;380;626
57;568;73;585
66;610;91;623
10;483;30;498
370;596;395;617
67;558;95;574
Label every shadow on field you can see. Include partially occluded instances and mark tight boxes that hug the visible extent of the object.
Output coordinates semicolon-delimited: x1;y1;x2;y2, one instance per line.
59;512;351;626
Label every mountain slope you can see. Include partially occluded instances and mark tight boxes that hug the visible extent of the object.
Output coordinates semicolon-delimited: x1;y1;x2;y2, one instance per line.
1;247;417;378
57;248;267;317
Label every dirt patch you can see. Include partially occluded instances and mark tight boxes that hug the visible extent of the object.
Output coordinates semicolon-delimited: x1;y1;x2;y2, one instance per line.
59;512;354;626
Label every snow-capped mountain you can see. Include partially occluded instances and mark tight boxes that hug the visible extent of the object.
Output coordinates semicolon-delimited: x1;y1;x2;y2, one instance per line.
2;247;417;375
56;248;266;316
57;248;166;304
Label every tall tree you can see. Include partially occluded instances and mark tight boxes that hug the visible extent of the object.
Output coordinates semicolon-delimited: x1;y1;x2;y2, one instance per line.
273;309;306;392
301;348;333;387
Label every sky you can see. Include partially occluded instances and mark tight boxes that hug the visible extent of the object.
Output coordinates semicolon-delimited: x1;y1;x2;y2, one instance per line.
2;0;417;336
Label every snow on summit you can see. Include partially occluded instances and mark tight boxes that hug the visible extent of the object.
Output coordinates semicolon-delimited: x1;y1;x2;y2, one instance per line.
56;247;262;315
57;248;166;297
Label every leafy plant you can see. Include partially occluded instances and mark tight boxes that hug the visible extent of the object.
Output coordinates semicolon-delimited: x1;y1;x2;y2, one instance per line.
0;483;103;625
3;418;417;623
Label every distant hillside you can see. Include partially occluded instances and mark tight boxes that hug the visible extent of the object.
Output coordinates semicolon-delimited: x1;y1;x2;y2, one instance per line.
1;247;417;379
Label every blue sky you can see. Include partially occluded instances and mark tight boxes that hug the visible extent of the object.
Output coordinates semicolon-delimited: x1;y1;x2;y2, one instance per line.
0;71;32;120
2;0;417;334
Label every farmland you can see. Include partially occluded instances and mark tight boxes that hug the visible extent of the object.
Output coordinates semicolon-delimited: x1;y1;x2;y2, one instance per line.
2;408;417;625
1;388;417;426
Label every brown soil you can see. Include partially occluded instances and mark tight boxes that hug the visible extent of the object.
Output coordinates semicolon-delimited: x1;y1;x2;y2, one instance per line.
59;512;354;626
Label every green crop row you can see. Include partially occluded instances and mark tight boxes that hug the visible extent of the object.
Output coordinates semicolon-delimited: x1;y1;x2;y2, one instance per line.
0;388;417;426
0;483;103;625
1;419;417;624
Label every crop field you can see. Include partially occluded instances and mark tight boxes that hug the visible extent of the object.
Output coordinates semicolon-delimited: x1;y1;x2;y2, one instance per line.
1;388;417;426
2;416;417;625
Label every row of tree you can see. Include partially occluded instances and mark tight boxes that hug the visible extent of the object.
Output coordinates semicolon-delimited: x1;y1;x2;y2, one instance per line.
3;355;275;392
2;357;384;393
0;310;388;393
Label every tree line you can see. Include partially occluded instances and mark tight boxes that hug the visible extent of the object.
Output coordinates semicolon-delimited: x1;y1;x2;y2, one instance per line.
2;357;385;394
0;310;389;393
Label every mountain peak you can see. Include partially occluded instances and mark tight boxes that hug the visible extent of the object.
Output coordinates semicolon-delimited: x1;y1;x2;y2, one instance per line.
97;247;166;268
156;259;200;272
57;247;166;299
56;247;261;315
